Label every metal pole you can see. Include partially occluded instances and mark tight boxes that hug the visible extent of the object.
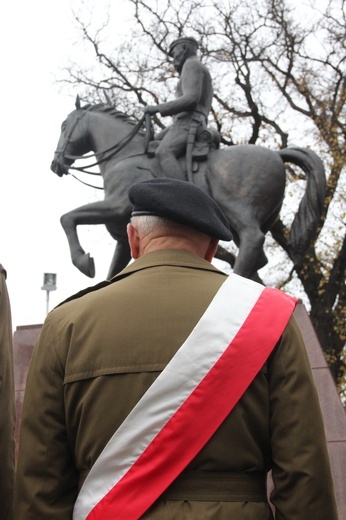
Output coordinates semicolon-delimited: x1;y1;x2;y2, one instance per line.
42;273;57;317
46;290;50;316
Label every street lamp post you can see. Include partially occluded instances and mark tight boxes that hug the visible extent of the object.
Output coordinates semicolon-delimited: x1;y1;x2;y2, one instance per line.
41;273;57;316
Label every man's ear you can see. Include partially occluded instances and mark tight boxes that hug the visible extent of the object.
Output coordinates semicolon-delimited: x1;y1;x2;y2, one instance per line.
127;223;140;259
204;238;219;262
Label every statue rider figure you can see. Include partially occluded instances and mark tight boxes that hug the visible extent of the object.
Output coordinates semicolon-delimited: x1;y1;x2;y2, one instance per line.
144;37;213;182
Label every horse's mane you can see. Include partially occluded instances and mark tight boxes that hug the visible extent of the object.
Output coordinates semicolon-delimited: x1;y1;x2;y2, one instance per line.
82;103;141;129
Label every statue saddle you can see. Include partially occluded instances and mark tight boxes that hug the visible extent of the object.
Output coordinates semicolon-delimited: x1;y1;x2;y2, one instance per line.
147;126;221;161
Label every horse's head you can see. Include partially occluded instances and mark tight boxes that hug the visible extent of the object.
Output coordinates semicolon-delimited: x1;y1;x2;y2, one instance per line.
51;96;90;177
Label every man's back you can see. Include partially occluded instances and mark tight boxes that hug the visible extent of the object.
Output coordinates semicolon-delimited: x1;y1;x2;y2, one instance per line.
55;250;227;489
15;249;337;519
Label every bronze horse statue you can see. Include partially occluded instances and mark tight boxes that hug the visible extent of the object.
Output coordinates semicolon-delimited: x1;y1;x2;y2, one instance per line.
51;98;325;279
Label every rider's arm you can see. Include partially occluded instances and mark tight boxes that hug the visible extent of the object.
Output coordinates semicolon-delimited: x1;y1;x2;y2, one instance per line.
148;59;209;118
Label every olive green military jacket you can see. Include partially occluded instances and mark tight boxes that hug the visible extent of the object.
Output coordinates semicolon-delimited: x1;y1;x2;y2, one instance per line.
0;265;15;520
15;250;338;519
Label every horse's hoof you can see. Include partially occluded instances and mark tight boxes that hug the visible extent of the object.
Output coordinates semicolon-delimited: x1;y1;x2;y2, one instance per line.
73;253;95;278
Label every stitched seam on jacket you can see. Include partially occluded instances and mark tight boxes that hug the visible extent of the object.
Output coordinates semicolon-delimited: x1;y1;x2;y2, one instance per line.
64;364;164;384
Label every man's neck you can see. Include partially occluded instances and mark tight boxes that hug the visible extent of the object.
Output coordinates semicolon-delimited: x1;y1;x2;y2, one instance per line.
140;236;208;259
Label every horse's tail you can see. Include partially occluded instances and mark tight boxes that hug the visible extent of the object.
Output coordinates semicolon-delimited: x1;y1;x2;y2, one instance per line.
277;147;326;266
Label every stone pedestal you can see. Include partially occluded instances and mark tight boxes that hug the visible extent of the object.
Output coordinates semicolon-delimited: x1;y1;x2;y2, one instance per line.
293;303;346;518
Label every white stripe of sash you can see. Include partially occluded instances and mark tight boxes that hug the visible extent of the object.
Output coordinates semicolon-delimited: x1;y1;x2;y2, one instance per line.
73;273;264;519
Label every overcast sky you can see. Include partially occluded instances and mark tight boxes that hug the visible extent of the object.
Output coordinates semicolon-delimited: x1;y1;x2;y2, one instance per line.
1;0;329;329
1;1;133;329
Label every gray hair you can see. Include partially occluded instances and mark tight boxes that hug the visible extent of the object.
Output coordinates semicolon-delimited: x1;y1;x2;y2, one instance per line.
130;214;178;235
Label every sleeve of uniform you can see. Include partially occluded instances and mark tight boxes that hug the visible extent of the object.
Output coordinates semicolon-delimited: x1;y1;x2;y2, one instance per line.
15;312;78;519
268;315;338;519
158;60;205;117
0;267;15;520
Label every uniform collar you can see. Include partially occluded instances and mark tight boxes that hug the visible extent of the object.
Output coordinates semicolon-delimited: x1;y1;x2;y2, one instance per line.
58;250;225;308
111;249;223;280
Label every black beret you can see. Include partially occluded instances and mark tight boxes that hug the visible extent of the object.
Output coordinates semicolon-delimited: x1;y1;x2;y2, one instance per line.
128;178;232;241
169;36;199;57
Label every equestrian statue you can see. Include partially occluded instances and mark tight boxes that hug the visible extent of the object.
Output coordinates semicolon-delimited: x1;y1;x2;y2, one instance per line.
51;37;325;280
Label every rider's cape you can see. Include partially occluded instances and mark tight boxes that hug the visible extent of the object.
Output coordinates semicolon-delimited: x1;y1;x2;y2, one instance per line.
73;274;297;520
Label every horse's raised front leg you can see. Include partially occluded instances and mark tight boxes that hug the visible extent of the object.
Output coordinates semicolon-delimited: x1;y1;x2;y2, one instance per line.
60;199;127;278
60;209;96;278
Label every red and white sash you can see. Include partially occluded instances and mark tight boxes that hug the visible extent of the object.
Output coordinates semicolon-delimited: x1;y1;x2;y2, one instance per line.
73;273;297;520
